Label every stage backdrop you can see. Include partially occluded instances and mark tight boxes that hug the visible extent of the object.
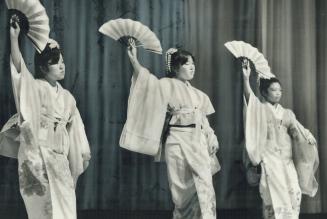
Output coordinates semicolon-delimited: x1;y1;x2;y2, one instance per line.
0;0;326;213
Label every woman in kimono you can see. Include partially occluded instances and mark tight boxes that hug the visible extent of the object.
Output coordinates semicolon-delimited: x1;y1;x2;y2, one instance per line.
242;59;318;219
1;17;91;219
120;39;220;219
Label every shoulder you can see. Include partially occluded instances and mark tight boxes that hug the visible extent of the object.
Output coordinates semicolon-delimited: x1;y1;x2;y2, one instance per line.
192;86;211;101
59;84;76;105
284;108;295;118
282;108;297;126
35;79;47;87
159;77;174;88
34;79;48;94
65;90;76;104
159;77;173;83
191;87;214;114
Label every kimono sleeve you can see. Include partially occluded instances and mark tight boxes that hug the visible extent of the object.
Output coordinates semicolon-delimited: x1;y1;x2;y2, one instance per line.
203;117;221;175
202;116;219;153
67;104;91;184
243;91;267;165
201;95;218;148
9;54;40;149
120;67;170;156
201;95;220;174
203;94;215;115
288;110;319;197
10;54;40;120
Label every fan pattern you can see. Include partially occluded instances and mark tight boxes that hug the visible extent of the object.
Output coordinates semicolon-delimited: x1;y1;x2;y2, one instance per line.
6;0;50;53
99;18;162;54
224;41;275;79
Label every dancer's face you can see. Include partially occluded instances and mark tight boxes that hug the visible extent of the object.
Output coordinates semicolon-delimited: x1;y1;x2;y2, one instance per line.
45;54;65;81
264;82;282;104
176;56;195;81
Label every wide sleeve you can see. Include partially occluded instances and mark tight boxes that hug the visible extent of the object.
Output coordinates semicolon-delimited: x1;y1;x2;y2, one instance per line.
243;91;267;166
203;117;221;175
120;67;170;156
10;54;40;149
288;110;319;197
201;95;220;174
203;94;215;116
202;96;218;151
67;104;91;185
204;118;218;148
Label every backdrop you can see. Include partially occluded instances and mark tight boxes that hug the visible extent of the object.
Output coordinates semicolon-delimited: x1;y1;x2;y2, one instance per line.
0;0;326;213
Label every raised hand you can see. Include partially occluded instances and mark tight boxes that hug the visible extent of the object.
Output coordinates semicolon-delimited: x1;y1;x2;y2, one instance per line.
127;38;137;60
48;39;60;49
10;15;23;72
242;58;251;79
126;38;142;77
10;15;21;40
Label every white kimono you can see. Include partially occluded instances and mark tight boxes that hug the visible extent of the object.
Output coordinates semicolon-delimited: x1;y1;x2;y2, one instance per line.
244;92;319;219
120;67;220;219
0;56;91;219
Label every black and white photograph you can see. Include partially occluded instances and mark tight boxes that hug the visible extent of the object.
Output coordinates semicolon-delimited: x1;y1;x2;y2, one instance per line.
0;0;326;218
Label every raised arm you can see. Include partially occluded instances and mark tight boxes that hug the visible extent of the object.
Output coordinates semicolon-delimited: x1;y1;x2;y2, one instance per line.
10;16;22;73
242;59;252;102
127;39;143;79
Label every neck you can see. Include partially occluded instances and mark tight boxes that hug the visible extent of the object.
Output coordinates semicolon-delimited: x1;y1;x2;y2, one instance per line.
44;77;57;87
267;101;278;107
175;77;188;83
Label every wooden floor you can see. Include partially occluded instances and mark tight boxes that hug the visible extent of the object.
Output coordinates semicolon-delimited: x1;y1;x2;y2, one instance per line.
0;209;326;219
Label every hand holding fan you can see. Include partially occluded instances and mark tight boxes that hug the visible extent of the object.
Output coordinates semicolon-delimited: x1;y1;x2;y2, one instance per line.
99;18;163;54
224;41;275;79
6;0;50;53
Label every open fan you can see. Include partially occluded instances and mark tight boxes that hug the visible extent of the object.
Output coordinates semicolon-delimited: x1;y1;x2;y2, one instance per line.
6;0;50;53
224;41;275;79
99;18;163;54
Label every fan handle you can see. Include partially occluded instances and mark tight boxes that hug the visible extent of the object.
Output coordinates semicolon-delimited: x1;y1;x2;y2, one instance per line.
8;9;30;34
118;36;143;48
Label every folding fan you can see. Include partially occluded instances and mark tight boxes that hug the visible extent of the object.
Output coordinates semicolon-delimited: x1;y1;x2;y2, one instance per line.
99;18;163;54
6;0;50;53
224;41;275;79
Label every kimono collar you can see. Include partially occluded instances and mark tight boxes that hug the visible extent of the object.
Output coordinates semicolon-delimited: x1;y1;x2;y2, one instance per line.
40;79;63;94
174;77;191;87
267;102;284;120
185;81;191;87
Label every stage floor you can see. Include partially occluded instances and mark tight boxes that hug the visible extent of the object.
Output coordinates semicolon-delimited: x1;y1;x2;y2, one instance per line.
0;209;327;219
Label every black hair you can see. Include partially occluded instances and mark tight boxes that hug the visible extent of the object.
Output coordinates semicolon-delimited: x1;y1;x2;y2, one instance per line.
167;49;195;78
34;43;61;79
259;77;281;96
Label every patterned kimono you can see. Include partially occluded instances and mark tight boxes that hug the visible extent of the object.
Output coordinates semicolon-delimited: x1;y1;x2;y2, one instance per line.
120;67;220;219
0;56;91;219
244;92;319;219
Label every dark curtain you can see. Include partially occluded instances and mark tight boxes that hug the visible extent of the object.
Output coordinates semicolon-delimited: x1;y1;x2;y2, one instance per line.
0;0;326;213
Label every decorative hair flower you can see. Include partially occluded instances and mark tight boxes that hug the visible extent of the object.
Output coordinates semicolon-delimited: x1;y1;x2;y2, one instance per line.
165;48;178;73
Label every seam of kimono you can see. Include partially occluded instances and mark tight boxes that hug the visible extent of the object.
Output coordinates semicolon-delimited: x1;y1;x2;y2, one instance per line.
123;128;162;142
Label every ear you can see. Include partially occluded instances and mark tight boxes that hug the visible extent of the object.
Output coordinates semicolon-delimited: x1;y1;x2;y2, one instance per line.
39;65;48;75
171;65;180;75
261;90;268;99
